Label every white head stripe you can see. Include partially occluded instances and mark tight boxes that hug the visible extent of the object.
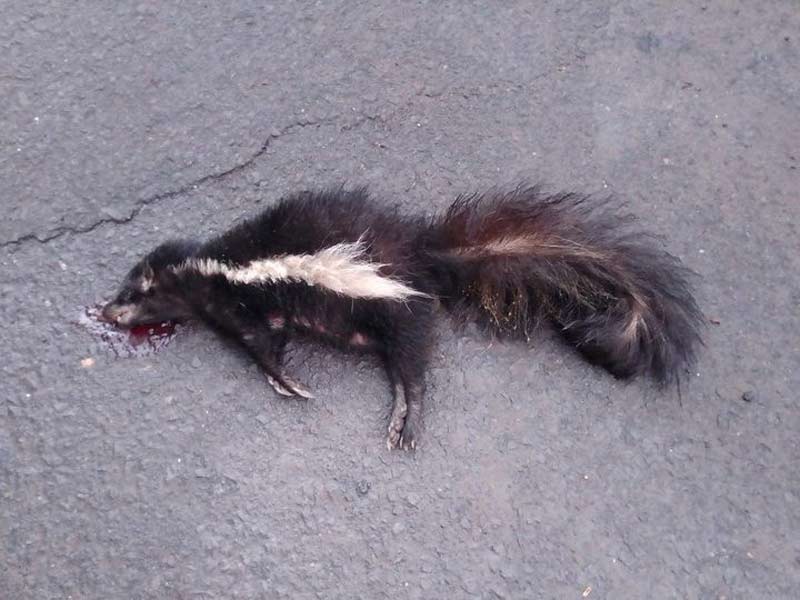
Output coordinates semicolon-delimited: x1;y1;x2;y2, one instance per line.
175;241;426;301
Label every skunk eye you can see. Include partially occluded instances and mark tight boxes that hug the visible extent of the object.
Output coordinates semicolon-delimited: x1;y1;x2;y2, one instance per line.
118;288;139;303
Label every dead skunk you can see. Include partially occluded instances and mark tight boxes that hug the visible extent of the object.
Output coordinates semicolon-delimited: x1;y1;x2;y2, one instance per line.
101;186;703;449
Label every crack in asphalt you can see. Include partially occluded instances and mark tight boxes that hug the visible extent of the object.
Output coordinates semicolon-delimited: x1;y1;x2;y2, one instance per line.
1;64;584;251
0;117;335;250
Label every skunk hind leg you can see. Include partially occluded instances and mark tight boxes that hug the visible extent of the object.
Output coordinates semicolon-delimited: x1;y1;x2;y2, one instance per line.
386;378;408;449
382;309;434;450
384;361;425;451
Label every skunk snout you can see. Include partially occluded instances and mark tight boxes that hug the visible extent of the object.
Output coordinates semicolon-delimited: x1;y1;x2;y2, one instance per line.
100;302;133;327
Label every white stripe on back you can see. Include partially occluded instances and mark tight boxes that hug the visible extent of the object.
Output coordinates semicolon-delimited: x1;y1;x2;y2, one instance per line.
174;241;425;301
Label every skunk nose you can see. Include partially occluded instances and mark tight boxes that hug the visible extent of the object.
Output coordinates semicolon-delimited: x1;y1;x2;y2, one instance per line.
98;304;114;323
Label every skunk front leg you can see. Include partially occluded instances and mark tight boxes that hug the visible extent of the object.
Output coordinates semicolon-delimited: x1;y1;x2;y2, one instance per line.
253;330;297;397
253;331;308;398
266;373;314;399
249;331;314;399
221;318;313;399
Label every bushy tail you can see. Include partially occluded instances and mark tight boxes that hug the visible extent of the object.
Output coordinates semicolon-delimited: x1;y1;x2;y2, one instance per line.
421;186;703;383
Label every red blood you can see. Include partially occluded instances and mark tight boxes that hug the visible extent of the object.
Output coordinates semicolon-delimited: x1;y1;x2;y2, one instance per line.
77;305;180;357
129;321;177;339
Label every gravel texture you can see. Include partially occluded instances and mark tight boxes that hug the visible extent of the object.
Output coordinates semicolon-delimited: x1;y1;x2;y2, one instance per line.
2;2;799;598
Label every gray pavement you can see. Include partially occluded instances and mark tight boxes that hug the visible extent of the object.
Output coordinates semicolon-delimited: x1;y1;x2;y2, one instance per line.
2;2;799;598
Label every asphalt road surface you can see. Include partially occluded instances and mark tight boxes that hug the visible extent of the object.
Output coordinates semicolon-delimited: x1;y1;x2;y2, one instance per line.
2;2;799;598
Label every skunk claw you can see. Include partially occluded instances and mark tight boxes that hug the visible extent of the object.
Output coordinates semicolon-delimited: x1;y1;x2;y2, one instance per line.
284;376;314;399
266;375;294;397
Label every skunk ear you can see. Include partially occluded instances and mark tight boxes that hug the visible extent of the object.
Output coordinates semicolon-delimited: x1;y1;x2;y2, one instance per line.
141;261;155;291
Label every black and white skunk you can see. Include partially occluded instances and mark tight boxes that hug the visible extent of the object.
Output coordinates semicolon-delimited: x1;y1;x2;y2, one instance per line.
101;186;703;449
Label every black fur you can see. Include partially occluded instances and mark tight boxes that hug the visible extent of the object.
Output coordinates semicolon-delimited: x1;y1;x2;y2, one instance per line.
102;186;703;449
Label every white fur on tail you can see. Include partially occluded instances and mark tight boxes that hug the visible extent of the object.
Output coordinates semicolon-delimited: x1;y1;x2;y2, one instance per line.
176;241;425;301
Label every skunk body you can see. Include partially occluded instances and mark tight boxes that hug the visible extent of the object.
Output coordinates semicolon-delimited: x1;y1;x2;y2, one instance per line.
102;187;702;449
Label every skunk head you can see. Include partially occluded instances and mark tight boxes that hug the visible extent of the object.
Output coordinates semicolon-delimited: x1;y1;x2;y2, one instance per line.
102;239;200;328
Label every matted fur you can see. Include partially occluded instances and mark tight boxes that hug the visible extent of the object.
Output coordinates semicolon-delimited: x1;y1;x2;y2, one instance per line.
174;241;426;301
